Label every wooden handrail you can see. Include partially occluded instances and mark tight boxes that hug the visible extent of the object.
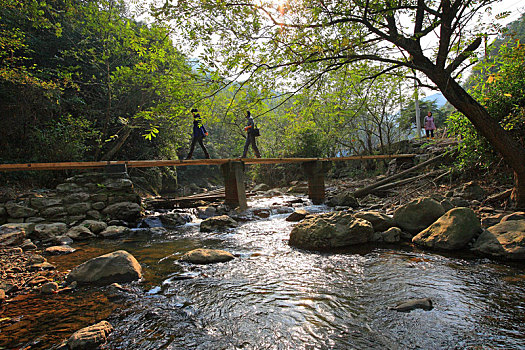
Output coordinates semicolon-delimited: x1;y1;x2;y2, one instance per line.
0;154;416;172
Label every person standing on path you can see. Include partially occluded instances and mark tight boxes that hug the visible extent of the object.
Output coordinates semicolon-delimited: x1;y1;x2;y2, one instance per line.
185;108;210;159
241;111;261;158
424;111;436;139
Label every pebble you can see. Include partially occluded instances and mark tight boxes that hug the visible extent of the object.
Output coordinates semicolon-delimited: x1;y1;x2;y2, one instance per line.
30;262;56;271
41;282;59;294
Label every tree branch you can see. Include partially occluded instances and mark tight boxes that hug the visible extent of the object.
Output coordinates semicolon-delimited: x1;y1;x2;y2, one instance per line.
445;36;482;74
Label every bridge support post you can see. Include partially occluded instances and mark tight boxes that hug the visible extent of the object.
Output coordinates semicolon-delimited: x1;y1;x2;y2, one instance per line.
302;161;326;204
220;161;248;210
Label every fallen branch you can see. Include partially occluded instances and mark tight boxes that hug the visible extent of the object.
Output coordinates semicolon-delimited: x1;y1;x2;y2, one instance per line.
483;188;512;204
431;169;452;184
372;169;446;194
353;153;446;198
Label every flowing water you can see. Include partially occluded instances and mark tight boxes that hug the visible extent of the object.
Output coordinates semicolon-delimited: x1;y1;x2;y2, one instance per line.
2;195;525;349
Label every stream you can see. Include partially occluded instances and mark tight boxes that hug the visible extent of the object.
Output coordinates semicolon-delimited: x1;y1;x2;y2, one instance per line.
2;194;525;349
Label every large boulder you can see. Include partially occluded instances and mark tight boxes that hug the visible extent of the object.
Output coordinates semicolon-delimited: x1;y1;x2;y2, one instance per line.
67;321;113;350
289;211;373;251
79;220;107;234
67;250;142;285
412;207;481;250
99;226;130;239
181;248;235;264
32;223;68;242
200;215;238;232
327;192;360;208
159;213;190;227
66;226;96;241
102;202;142;222
354;211;395;232
393;197;445;235
472;220;525;260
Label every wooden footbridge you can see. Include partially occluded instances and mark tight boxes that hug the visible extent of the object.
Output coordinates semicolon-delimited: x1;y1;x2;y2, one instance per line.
0;155;416;210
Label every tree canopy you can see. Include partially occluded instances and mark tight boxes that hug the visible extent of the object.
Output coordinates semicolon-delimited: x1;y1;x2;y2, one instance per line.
152;0;525;205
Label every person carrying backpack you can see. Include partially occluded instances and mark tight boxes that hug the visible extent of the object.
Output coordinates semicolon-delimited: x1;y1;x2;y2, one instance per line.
241;111;261;158
185;108;210;159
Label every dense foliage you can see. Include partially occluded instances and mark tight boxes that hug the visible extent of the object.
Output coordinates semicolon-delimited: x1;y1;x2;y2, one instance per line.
0;0;200;165
446;13;525;172
447;40;525;170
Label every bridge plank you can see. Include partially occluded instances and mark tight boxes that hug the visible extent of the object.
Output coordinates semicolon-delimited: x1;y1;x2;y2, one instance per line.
0;154;416;172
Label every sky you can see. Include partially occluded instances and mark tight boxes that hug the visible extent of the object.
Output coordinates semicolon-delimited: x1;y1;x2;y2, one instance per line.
499;0;525;24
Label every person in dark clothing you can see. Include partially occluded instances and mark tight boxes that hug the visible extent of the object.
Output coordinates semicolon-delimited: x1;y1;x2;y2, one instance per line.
185;108;210;159
241;111;261;158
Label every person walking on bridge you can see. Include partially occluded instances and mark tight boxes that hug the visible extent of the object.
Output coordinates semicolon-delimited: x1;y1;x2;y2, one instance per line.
185;108;210;160
241;111;261;158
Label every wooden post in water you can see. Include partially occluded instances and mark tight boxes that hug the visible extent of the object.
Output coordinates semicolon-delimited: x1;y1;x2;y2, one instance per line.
220;161;247;210
302;160;326;204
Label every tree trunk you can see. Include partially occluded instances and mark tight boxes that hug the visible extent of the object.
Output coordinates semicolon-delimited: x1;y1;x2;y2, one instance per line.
424;67;525;207
512;171;525;208
100;126;132;161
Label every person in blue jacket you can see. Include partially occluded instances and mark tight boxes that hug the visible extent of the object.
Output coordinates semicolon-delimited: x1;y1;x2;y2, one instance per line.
185;108;210;159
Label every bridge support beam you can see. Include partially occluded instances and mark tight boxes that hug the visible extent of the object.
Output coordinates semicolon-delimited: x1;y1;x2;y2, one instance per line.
302;161;326;205
220;161;248;210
